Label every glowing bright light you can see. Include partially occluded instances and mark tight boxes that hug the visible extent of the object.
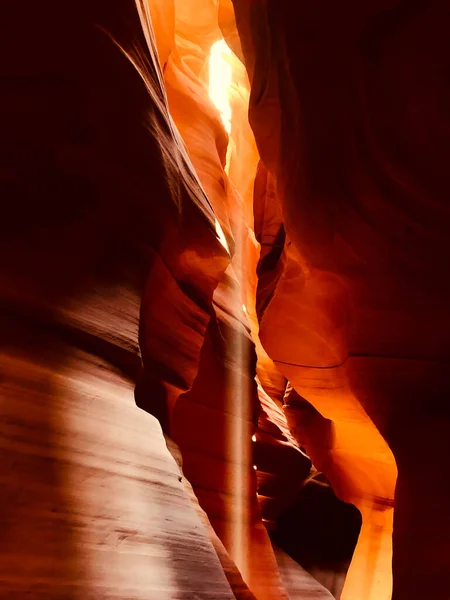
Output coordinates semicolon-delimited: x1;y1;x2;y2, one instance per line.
208;40;232;134
215;218;230;253
242;304;247;313
253;465;257;471
209;37;251;584
252;434;256;442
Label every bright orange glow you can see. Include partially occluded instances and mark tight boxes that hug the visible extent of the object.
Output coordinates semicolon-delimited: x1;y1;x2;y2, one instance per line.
209;37;252;582
208;40;232;134
215;218;230;253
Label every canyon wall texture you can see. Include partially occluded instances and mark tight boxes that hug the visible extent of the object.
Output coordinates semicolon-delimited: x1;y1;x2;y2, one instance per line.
2;0;449;599
1;0;239;597
231;0;450;598
1;0;320;598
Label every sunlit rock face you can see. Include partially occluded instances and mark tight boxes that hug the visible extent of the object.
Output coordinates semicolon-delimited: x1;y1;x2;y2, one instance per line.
2;0;317;599
4;0;448;599
144;2;306;598
0;0;234;598
232;0;450;598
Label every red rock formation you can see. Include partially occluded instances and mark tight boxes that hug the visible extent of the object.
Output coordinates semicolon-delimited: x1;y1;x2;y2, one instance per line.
254;383;312;532
232;0;450;598
145;2;296;597
272;544;334;600
2;0;313;598
5;0;447;598
0;0;237;597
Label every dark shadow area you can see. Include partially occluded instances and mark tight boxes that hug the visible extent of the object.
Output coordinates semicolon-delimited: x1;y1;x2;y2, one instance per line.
271;480;362;599
2;0;211;595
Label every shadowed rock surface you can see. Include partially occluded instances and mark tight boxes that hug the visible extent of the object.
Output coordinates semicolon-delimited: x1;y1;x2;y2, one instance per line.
2;0;450;599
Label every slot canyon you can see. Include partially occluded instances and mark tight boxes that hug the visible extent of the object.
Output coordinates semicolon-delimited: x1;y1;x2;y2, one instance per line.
1;0;449;599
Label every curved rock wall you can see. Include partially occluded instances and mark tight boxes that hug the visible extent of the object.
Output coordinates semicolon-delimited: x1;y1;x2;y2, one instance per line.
145;2;298;597
232;0;450;598
2;0;317;598
1;0;236;597
4;0;446;598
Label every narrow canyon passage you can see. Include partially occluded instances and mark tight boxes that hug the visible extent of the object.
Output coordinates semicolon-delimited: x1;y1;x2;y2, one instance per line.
1;1;450;600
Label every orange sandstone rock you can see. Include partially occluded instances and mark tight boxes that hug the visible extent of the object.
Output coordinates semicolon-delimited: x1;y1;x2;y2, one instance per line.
233;0;450;598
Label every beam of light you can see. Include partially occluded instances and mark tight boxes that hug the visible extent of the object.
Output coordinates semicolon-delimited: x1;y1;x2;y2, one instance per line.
209;45;231;254
215;217;230;253
209;39;234;173
209;38;252;585
208;40;232;134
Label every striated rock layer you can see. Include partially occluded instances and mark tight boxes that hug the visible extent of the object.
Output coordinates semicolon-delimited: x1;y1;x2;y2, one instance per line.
4;0;447;598
2;0;314;598
144;2;299;597
1;0;241;597
232;0;450;598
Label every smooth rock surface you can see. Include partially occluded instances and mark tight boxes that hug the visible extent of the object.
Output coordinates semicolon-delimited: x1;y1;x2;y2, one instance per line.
232;0;450;598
